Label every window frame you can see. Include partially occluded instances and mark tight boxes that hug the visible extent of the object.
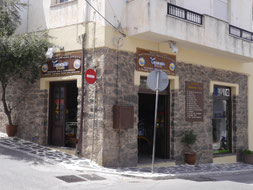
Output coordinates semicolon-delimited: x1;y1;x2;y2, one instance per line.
51;0;74;6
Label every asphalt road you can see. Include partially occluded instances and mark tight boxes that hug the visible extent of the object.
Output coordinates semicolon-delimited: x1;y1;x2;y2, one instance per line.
1;145;253;190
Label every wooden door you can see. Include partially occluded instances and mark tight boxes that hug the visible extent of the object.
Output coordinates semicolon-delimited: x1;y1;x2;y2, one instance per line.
49;83;66;146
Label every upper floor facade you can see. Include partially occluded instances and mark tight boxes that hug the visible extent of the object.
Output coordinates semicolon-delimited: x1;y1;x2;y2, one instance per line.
127;0;253;61
18;0;253;61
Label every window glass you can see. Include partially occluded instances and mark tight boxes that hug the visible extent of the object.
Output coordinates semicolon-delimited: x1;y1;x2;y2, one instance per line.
52;0;69;5
212;86;231;154
213;100;228;153
140;76;148;89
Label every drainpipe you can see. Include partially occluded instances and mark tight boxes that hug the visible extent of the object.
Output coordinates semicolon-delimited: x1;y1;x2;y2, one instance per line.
76;33;86;155
76;0;91;156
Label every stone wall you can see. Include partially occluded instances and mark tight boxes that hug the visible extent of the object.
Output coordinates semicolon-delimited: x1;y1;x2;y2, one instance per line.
171;62;248;164
102;49;138;167
81;48;248;167
0;80;48;145
80;48;138;167
0;48;248;167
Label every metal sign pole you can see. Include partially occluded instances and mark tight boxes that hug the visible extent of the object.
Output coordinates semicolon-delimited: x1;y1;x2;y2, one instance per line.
151;71;160;174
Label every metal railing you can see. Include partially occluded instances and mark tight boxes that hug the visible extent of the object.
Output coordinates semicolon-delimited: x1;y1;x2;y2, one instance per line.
167;3;203;25
229;25;253;41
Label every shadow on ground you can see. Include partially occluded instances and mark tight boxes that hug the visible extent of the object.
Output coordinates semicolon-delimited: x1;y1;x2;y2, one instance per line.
0;146;49;166
178;172;253;185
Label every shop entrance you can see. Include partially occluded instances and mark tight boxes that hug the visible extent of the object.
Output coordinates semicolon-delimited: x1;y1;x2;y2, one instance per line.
138;92;170;159
48;81;78;148
212;86;232;154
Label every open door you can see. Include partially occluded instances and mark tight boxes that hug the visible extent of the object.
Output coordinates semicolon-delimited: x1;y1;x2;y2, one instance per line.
48;81;78;147
49;83;66;146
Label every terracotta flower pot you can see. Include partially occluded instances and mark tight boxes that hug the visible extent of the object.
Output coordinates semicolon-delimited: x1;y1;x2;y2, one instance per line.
184;152;196;165
6;125;18;137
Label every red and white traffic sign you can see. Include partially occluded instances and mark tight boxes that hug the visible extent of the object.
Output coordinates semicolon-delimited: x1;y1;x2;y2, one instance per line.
85;69;97;84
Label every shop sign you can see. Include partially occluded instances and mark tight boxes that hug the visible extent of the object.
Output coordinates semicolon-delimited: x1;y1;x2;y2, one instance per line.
185;82;204;122
41;55;81;77
213;86;230;97
136;48;176;75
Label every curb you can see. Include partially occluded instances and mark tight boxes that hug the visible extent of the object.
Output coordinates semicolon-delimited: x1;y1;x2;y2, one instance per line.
118;169;253;180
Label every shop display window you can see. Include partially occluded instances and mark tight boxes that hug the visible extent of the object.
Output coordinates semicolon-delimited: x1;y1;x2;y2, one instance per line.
212;86;231;154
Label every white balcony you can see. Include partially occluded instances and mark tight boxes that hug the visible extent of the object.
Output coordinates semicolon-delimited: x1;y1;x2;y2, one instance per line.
127;0;253;62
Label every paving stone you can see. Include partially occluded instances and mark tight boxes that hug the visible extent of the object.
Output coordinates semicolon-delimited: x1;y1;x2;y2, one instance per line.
0;142;14;146
22;142;33;145
2;135;253;177
17;147;31;151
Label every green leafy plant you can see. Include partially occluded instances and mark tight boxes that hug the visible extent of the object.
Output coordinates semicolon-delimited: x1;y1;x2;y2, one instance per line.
242;149;253;155
0;0;51;125
182;130;197;150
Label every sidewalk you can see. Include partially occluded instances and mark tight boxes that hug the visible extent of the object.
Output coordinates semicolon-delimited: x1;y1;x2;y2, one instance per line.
1;132;253;180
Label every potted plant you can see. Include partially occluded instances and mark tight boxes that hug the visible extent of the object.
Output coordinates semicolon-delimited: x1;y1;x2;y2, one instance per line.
182;130;197;165
242;149;253;164
0;0;51;136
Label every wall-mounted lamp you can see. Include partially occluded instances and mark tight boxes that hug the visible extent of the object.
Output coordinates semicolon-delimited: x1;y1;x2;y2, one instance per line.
168;41;178;54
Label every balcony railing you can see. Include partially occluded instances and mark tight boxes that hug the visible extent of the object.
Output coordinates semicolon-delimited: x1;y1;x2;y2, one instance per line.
229;25;253;41
167;3;203;25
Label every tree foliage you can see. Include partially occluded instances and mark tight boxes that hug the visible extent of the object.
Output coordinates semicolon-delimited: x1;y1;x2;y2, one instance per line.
0;0;25;36
0;0;51;125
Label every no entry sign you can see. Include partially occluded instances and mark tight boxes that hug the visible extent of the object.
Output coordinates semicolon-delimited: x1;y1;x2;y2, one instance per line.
85;69;97;84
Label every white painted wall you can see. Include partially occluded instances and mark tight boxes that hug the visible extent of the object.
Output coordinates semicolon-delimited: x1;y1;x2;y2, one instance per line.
105;0;127;28
176;0;253;31
213;0;228;21
19;0;95;32
229;0;253;31
16;0;29;34
126;0;253;60
176;0;212;15
19;0;253;34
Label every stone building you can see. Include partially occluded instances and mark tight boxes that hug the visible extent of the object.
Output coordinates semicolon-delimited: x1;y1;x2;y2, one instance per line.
1;0;253;167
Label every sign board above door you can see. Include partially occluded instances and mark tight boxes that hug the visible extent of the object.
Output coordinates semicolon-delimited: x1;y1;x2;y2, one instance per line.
41;52;82;78
136;48;176;75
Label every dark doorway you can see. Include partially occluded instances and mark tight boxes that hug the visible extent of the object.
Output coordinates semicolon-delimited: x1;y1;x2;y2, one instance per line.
212;86;232;154
49;81;78;148
138;92;170;159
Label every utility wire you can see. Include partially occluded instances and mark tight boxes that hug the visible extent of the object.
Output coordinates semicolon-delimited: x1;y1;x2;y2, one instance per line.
106;0;123;34
107;0;117;22
84;0;126;37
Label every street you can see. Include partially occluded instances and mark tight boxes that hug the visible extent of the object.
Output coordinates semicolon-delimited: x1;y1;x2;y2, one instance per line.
1;146;253;190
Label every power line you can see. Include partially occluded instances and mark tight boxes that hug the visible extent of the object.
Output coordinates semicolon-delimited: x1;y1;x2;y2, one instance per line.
84;0;126;37
107;0;117;22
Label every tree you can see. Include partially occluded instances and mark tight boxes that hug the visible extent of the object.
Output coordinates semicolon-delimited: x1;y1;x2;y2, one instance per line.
0;0;51;125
